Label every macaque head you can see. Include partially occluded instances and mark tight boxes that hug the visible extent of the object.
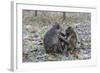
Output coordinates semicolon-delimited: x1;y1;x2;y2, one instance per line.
65;26;73;36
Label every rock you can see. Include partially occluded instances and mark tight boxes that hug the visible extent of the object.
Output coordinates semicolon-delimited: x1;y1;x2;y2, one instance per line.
26;25;39;33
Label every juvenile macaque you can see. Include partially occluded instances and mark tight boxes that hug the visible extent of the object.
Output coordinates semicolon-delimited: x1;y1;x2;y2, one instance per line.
65;27;78;54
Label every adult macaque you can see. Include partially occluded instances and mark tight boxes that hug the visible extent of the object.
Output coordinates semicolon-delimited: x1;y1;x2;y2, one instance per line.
43;22;64;54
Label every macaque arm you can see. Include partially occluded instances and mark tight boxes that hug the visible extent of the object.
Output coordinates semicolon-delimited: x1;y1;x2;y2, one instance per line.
60;32;66;37
58;34;68;44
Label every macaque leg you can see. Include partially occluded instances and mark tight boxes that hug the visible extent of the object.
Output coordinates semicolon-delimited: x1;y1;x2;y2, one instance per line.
72;49;80;58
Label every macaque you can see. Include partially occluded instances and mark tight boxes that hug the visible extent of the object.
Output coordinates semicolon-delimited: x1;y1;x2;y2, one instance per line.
65;27;78;56
44;22;64;54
